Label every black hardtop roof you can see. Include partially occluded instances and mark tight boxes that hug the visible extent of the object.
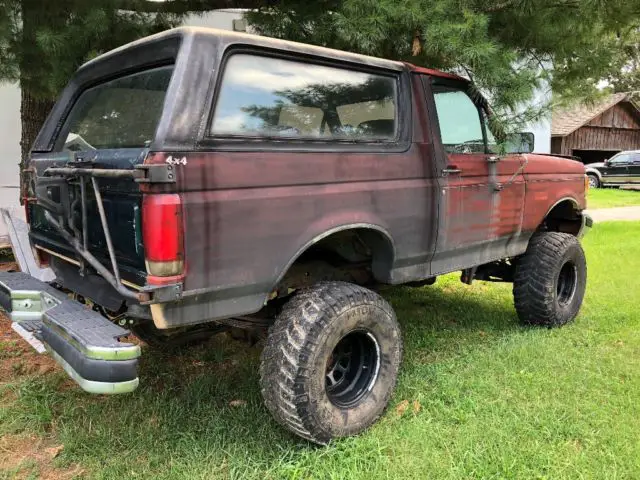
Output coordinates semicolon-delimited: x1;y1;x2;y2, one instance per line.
81;26;406;72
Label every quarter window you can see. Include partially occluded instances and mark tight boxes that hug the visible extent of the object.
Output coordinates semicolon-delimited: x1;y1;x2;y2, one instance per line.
211;54;398;141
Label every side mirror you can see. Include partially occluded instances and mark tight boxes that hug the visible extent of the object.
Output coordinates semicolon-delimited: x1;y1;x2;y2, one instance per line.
504;132;535;154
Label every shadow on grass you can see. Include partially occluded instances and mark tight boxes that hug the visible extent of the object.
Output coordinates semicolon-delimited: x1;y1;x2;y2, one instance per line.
3;281;525;478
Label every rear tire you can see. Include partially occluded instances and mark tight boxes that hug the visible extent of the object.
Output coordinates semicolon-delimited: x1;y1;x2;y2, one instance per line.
513;232;587;327
259;282;402;444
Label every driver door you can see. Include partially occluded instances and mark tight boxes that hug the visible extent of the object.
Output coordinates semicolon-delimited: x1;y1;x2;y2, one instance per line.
601;152;632;186
424;77;526;274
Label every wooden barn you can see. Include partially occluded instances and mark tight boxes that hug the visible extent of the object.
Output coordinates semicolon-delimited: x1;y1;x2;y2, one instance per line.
551;93;640;164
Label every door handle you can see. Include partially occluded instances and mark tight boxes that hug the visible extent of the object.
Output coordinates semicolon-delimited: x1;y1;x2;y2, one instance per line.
442;166;461;176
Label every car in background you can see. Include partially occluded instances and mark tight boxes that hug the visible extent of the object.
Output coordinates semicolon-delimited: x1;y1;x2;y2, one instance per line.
585;150;640;188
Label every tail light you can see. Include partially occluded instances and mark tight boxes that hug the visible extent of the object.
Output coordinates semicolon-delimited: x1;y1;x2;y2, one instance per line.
142;194;184;278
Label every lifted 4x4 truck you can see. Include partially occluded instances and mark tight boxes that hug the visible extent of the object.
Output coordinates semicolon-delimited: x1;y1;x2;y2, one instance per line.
1;27;592;444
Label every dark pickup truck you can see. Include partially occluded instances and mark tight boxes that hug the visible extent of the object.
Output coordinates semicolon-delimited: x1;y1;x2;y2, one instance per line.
1;27;592;444
585;150;640;188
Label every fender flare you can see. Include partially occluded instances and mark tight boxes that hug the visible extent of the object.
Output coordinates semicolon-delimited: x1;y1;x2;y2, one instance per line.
543;196;591;238
585;167;602;181
544;196;581;218
267;222;396;296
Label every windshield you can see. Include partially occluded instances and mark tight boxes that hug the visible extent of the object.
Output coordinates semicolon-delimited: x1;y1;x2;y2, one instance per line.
57;65;173;151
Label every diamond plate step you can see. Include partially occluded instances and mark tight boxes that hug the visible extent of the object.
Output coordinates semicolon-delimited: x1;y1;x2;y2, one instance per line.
0;271;140;394
43;299;138;361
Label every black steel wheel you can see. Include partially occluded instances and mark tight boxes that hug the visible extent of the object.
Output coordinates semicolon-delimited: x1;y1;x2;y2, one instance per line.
556;261;578;308
260;282;402;444
325;330;380;408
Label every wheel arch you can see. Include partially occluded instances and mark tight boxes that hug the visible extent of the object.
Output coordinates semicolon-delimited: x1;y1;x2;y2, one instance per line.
269;223;397;293
585;167;602;181
541;197;586;237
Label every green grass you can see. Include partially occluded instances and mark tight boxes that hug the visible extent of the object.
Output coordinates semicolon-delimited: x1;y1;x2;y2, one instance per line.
588;188;640;209
2;222;640;479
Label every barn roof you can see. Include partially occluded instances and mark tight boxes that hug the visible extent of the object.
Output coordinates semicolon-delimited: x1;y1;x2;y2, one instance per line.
552;92;640;136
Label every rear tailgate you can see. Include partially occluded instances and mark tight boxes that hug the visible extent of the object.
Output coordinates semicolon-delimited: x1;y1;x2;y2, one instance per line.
27;65;175;287
28;150;148;285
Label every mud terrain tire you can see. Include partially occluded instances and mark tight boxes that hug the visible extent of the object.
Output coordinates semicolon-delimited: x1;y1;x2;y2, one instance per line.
260;282;402;444
513;232;587;327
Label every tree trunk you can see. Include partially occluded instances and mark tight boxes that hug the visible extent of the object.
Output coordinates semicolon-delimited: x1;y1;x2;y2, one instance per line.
19;88;54;201
19;88;54;167
19;0;56;200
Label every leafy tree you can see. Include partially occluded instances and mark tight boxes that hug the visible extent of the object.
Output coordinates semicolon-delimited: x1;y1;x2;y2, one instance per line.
0;0;269;195
606;28;640;97
247;0;640;129
0;0;183;195
1;0;638;183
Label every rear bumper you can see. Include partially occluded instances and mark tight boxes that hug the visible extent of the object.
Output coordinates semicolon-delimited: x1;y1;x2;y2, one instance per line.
0;272;140;394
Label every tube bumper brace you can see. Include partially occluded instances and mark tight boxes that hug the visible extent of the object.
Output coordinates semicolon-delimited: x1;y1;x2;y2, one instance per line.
0;272;140;394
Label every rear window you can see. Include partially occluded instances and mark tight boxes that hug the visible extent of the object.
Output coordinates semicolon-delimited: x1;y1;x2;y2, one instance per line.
57;66;173;151
210;54;398;141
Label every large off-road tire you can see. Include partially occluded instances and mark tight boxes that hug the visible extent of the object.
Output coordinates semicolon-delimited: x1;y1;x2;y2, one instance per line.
513;232;587;327
260;282;402;444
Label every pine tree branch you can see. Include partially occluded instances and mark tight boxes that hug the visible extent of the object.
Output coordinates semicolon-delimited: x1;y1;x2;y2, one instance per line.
115;0;276;13
481;0;582;13
530;52;549;73
482;1;519;13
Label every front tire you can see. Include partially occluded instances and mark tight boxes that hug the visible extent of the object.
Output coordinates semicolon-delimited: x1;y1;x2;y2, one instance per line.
259;282;402;444
513;232;587;327
587;173;600;188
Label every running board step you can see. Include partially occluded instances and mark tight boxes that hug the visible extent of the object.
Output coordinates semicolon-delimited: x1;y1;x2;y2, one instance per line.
0;272;140;394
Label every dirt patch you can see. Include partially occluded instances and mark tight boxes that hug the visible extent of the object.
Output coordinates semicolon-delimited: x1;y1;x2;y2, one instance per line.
0;312;59;388
0;434;85;479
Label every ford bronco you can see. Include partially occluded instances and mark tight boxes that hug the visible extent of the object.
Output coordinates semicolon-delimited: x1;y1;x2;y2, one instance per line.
0;27;592;444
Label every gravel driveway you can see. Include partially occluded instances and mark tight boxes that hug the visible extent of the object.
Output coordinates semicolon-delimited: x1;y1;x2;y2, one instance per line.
586;206;640;222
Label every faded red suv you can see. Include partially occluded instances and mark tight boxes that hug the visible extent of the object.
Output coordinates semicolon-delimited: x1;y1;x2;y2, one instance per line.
0;27;591;444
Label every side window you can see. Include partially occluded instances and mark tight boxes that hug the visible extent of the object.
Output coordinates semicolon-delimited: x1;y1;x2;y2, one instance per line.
432;86;484;154
211;54;398;141
632;153;640;164
336;100;395;137
610;153;631;164
481;110;499;154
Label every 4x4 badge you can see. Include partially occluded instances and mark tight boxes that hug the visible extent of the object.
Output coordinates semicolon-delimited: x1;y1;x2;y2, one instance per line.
165;156;187;166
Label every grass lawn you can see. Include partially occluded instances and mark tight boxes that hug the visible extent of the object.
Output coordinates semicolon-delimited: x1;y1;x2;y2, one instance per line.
2;222;640;479
588;187;640;209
